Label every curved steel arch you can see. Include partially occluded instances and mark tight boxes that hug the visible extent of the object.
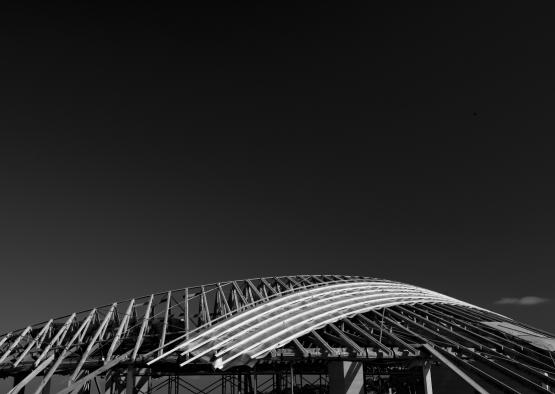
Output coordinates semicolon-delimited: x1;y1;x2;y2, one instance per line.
0;275;554;393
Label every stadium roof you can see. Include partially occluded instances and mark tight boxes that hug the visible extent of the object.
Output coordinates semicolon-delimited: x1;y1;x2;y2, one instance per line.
1;275;554;393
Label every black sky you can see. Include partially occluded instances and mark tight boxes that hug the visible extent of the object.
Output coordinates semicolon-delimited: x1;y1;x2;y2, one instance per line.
1;3;555;334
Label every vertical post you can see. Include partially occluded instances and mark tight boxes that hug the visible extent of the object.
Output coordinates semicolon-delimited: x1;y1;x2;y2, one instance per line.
254;372;258;394
543;372;550;390
290;364;294;394
276;371;281;394
126;367;135;394
159;291;171;357
185;289;189;336
232;374;236;394
423;360;433;394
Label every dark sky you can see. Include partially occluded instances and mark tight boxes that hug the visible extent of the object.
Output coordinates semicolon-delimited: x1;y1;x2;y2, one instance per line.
1;3;554;334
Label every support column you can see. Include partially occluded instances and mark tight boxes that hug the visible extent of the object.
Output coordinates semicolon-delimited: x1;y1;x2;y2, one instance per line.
126;367;135;394
423;360;433;394
328;361;364;394
290;365;294;394
275;372;281;394
244;373;252;394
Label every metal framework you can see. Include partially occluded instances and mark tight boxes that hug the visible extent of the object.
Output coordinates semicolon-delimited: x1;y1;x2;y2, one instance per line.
1;275;554;393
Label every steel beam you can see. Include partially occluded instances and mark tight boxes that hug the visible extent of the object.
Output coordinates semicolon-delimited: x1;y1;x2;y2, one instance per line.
0;326;31;364
8;355;55;394
159;291;171;357
71;303;117;383
422;344;487;394
34;309;97;394
131;294;154;361
34;313;76;367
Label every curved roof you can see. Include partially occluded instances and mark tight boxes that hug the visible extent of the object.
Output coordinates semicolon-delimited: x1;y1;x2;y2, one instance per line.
1;275;554;393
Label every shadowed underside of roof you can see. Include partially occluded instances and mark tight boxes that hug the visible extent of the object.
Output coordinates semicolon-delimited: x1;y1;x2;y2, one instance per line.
1;275;554;393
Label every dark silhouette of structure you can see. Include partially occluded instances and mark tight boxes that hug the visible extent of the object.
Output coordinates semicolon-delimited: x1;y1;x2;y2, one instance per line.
1;275;554;393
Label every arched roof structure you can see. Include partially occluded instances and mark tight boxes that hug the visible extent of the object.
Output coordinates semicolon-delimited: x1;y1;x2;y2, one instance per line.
1;275;554;393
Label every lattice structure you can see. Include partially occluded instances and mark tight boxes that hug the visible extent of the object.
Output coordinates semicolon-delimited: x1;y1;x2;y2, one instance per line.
0;275;554;393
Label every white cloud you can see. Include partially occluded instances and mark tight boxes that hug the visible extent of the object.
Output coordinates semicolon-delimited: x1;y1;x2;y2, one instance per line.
494;296;549;306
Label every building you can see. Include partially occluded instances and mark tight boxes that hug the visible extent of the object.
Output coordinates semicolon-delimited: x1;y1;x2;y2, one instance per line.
1;275;554;393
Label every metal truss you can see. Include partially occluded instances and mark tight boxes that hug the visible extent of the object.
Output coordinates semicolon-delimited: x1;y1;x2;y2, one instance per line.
0;275;554;393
